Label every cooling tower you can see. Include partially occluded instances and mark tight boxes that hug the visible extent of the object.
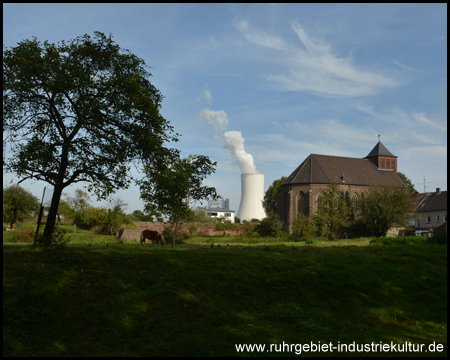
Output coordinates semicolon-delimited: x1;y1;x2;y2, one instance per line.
237;173;266;221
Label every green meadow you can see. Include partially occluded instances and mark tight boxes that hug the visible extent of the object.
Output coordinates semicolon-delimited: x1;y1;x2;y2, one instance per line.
3;225;447;357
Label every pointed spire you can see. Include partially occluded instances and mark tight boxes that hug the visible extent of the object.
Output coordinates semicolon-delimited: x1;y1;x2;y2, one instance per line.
365;141;396;158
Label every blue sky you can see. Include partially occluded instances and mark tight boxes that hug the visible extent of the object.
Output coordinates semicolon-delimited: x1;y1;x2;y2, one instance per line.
3;3;447;214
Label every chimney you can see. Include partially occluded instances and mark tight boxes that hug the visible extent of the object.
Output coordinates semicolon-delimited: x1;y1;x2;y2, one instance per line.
436;188;441;194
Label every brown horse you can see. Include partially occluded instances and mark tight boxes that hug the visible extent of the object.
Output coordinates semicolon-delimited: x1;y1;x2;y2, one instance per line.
140;230;165;246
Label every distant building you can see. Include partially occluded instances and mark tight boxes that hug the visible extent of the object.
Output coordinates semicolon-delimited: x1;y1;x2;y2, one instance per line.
278;140;407;228
412;188;447;236
202;199;236;223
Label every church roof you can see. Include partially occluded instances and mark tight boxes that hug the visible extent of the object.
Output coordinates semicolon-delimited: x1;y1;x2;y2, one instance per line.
282;154;406;187
365;141;397;158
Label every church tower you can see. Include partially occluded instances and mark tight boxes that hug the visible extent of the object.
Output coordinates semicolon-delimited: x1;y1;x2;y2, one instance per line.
365;138;398;173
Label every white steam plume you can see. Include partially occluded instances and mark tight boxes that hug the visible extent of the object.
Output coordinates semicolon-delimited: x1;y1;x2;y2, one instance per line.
199;108;258;174
199;108;229;142
223;131;258;174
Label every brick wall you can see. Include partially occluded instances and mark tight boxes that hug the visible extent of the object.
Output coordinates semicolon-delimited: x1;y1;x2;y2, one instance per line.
118;222;242;241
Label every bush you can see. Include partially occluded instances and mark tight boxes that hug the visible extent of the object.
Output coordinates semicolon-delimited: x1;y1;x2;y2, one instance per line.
188;223;198;236
428;231;447;245
35;228;71;248
241;221;259;238
3;229;34;244
255;214;284;238
370;236;427;245
214;221;238;232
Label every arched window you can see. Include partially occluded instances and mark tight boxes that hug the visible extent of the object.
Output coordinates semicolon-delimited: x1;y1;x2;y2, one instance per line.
352;194;358;211
297;191;308;216
317;193;325;208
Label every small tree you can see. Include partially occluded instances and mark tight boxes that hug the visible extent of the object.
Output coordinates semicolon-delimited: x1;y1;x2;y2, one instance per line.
359;185;412;237
263;176;287;216
3;184;40;229
291;212;316;239
255;213;284;239
139;154;218;246
104;198;129;235
314;178;351;239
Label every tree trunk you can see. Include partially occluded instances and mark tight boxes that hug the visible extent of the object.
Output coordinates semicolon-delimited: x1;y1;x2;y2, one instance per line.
41;185;64;245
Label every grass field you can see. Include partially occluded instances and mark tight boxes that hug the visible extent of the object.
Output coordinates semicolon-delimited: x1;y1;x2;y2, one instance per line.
3;225;447;357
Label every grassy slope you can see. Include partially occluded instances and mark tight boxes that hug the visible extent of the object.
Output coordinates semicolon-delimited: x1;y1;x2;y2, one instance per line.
3;234;447;357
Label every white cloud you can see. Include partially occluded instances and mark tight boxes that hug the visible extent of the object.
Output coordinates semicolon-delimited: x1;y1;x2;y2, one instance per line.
195;85;213;105
235;20;286;50
412;112;447;131
235;21;398;97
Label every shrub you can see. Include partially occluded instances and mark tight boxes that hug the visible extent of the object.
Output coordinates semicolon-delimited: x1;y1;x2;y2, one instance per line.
370;236;427;245
35;228;71;248
241;221;259;238
428;231;447;245
3;229;34;244
188;223;198;236
255;214;284;238
214;221;238;232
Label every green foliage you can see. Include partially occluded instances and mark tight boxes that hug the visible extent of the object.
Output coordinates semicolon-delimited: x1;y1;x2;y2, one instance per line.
3;32;177;243
139;154;218;246
190;207;213;224
240;221;259;238
313;178;351;239
130;210;153;222
263;176;287;215
291;212;316;238
370;236;428;245
397;172;418;194
428;231;447;245
254;213;284;238
214;221;238;231
35;227;71;248
3;184;40;228
3;228;35;244
74;207;109;230
359;185;413;237
187;223;198;236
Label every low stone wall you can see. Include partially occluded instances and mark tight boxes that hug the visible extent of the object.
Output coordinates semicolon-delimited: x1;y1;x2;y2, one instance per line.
117;222;242;241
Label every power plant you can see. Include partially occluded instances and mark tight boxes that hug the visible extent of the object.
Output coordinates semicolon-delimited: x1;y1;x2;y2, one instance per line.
237;173;266;221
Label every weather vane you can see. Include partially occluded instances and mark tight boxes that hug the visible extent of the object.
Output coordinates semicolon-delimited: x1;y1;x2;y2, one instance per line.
378;133;381;142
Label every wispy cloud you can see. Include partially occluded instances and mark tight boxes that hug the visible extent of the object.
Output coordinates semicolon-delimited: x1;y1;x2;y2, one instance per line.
235;21;398;97
412;112;447;131
354;103;447;132
195;85;213;105
393;60;427;74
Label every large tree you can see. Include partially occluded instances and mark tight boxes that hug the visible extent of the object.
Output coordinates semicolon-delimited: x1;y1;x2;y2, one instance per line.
139;154;218;246
3;32;178;244
358;185;412;237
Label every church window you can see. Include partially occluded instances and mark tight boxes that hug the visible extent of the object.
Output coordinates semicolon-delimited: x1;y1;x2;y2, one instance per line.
352;194;358;211
317;193;325;207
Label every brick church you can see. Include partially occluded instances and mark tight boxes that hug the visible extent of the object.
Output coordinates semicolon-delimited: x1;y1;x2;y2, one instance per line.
277;140;407;227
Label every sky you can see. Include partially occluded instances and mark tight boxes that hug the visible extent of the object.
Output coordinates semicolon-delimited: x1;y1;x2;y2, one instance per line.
3;3;447;214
